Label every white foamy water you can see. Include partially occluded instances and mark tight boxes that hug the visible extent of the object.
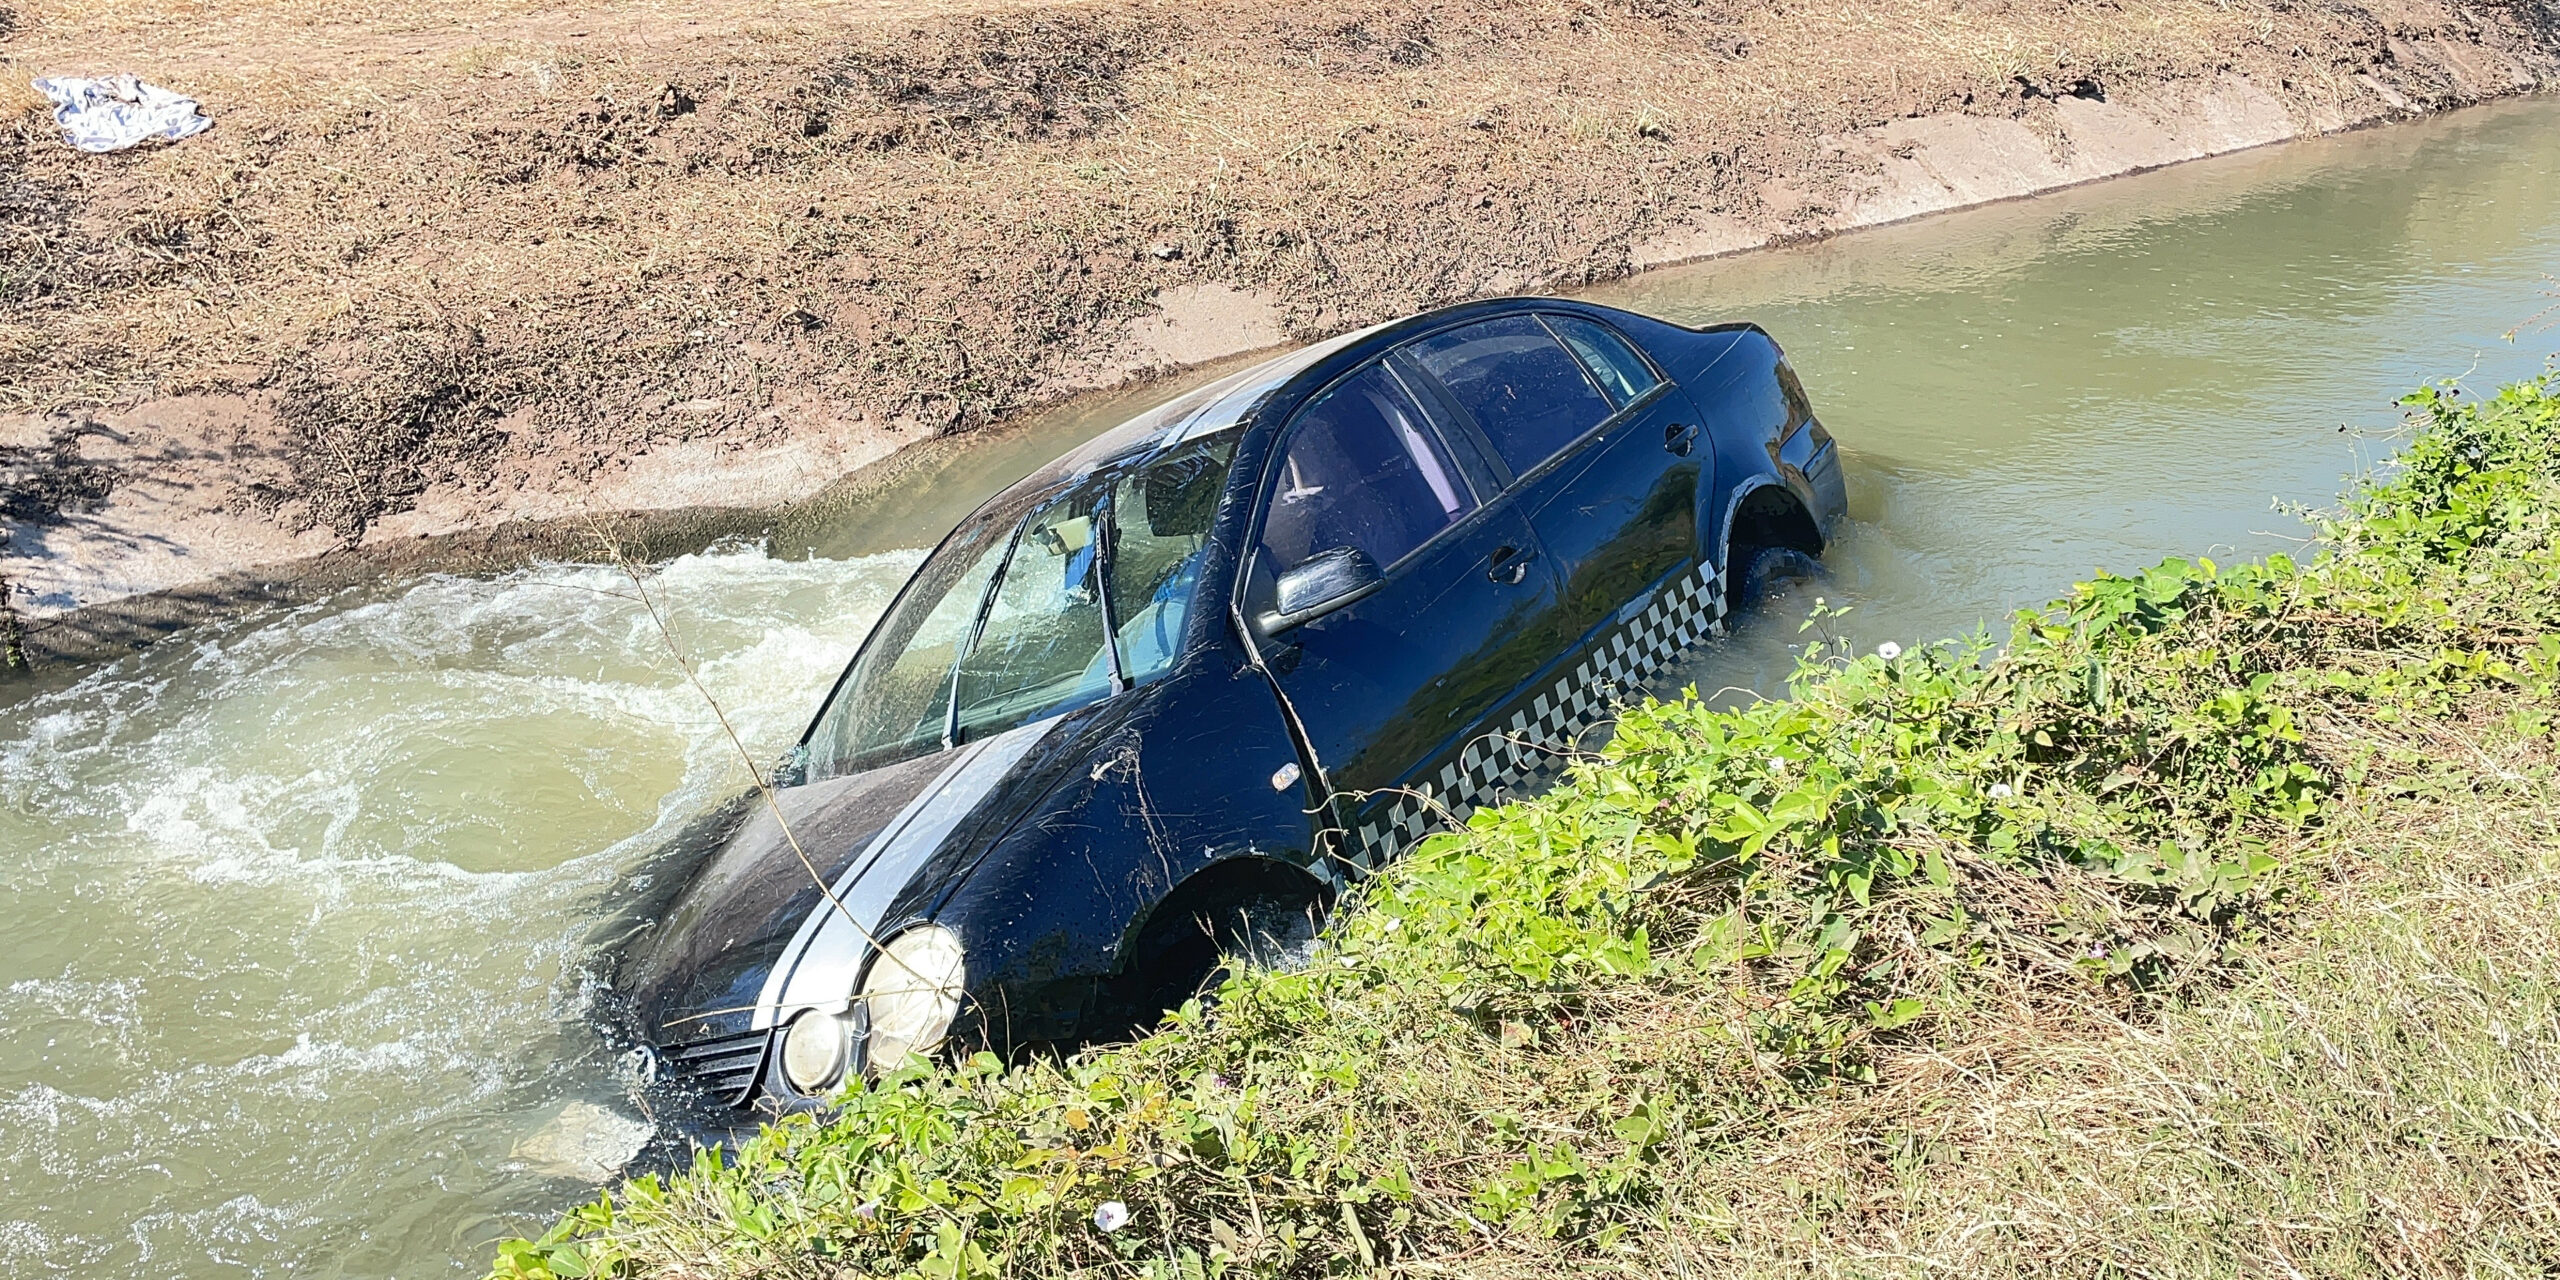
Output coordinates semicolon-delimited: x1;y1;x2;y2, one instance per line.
0;544;917;1277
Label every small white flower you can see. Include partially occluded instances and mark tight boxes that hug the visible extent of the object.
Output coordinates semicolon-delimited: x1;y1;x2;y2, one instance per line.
1093;1201;1130;1233
1767;755;1787;772
1988;782;2014;800
1876;641;1903;661
854;1199;880;1221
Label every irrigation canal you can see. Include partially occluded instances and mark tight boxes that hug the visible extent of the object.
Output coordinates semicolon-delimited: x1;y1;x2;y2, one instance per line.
0;93;2554;1277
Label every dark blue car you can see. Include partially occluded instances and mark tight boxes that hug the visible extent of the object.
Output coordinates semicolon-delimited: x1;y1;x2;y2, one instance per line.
617;297;1847;1109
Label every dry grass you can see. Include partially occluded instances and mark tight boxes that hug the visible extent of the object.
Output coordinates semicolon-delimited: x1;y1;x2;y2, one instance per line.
1096;717;2560;1279
6;0;2549;536
1609;709;2560;1277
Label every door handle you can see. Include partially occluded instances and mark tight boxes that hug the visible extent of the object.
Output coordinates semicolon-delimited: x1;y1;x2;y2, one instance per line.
1487;545;1534;585
1665;422;1700;457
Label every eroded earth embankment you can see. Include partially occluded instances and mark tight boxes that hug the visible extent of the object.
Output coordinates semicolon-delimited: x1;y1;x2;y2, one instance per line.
1;0;2554;664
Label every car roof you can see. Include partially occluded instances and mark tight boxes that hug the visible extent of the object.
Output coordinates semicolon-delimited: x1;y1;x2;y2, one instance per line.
987;295;1642;513
1013;322;1377;492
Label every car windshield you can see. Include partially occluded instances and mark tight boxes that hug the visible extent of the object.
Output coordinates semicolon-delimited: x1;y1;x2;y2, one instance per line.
802;435;1236;780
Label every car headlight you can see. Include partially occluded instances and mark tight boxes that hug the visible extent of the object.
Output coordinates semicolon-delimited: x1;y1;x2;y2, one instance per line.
780;1006;851;1095
860;925;966;1076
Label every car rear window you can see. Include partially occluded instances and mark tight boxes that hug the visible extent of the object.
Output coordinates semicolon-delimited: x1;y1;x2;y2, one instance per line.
1404;315;1613;478
1258;364;1475;575
1544;315;1660;408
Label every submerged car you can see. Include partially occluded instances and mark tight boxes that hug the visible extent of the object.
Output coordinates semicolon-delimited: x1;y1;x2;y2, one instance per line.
616;297;1847;1109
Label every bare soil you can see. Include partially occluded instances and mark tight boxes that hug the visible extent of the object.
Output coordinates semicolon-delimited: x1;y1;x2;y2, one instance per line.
0;0;2554;661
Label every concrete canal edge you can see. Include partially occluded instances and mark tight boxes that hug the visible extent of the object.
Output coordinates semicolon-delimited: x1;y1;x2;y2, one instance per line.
2;3;2553;669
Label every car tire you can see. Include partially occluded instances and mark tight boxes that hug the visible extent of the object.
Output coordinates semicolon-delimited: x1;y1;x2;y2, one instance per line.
1113;890;1324;1030
1216;895;1323;976
1732;544;1824;614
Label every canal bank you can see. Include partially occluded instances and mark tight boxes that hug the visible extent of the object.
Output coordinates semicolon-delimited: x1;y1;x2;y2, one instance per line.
4;0;2556;666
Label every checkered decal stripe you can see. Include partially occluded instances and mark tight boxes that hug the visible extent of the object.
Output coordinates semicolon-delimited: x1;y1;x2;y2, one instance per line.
1347;561;1727;868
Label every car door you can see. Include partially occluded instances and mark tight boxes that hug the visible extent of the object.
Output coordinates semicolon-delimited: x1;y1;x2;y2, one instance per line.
1242;359;1562;870
1399;313;1711;656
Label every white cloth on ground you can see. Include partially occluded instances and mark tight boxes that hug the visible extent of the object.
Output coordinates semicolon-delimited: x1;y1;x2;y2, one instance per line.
32;74;213;152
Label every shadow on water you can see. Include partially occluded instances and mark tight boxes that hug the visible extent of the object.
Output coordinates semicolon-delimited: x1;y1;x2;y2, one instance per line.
0;95;2557;1277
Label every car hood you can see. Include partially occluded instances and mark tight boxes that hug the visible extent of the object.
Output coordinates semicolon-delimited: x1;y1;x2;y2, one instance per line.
618;718;1068;1044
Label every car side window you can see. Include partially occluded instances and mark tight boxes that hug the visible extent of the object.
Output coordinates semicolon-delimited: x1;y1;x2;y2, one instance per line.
1543;315;1661;408
1257;364;1476;576
1404;315;1614;478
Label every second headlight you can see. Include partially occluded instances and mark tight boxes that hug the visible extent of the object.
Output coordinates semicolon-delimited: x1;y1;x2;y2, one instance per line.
780;1007;851;1095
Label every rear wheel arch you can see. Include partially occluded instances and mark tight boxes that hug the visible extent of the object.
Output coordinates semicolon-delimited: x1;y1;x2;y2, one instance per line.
1718;481;1824;608
1721;480;1823;560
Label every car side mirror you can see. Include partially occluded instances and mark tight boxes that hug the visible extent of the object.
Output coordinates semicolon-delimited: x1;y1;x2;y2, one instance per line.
1259;546;1384;633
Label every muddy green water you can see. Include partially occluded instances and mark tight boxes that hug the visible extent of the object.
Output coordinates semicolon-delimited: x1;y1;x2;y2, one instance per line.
1;96;2554;1277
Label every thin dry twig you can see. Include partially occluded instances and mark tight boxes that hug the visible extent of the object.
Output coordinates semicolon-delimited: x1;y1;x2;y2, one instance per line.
582;515;940;1001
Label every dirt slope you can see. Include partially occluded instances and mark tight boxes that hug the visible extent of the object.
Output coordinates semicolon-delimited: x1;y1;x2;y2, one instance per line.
1;0;2554;660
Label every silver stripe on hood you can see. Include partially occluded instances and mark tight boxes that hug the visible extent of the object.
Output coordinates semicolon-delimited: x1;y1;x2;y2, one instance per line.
750;717;1061;1030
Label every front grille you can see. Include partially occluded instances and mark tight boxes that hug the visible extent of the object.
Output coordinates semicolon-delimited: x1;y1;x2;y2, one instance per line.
663;1027;771;1106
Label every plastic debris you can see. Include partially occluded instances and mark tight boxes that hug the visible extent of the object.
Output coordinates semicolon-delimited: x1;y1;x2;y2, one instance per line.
31;75;213;153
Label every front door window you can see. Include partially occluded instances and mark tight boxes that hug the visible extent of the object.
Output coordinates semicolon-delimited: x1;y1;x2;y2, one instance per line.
1256;364;1476;576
